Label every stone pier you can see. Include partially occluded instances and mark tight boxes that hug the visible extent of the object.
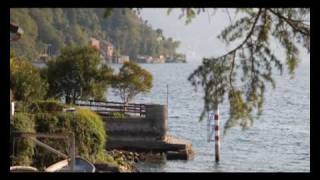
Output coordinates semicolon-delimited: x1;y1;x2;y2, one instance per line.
103;104;194;160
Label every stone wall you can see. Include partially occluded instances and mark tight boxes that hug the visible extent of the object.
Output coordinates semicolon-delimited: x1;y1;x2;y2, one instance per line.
103;104;167;140
103;104;194;159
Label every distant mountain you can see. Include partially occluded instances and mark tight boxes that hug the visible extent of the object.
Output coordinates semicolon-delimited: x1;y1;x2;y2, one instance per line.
10;8;184;62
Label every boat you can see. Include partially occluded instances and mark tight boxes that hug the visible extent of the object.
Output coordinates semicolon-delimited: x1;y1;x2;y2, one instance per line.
45;157;96;172
10;166;38;172
10;157;95;172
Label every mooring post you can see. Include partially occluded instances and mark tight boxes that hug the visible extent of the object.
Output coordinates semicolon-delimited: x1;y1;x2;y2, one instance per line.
214;105;220;163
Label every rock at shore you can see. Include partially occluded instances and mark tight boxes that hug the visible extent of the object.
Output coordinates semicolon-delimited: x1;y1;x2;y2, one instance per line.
107;135;194;160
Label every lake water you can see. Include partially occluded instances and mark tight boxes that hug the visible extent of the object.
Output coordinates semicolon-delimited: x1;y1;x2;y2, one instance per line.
107;61;310;172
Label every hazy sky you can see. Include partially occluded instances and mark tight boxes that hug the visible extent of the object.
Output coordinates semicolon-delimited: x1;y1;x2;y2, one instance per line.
140;8;231;62
140;8;310;64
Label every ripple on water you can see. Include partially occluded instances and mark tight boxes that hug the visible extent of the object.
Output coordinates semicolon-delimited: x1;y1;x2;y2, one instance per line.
107;63;310;172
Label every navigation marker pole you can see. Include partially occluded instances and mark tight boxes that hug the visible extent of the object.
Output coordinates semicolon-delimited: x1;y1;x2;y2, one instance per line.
214;105;220;163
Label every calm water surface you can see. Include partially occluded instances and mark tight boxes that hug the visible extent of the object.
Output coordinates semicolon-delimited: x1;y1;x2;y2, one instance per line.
107;61;310;172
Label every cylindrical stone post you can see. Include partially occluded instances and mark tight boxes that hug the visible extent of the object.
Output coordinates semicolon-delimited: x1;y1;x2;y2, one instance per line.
214;106;220;162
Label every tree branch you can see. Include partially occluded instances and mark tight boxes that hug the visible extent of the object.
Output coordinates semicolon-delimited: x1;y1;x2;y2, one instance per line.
215;8;263;60
267;8;310;36
225;8;233;25
229;51;236;91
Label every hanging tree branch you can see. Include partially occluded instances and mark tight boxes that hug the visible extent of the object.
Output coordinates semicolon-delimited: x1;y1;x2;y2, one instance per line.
189;8;309;131
266;8;310;36
216;8;262;59
229;50;236;91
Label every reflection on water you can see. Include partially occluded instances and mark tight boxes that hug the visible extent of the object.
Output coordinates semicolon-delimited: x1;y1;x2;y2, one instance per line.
107;62;310;172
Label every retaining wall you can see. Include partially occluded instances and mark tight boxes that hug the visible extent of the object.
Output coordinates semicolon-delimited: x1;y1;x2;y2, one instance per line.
103;104;167;140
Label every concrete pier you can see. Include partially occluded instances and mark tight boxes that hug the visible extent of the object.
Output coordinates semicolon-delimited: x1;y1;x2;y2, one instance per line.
106;135;194;160
102;104;194;160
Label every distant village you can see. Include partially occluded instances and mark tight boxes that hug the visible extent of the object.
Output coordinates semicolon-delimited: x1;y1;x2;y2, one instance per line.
36;37;187;64
89;37;186;64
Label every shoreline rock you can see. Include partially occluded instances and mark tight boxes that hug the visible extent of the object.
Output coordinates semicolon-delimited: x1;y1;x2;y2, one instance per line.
95;150;168;172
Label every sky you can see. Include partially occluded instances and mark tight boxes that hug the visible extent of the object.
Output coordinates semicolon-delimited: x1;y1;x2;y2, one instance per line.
140;8;231;62
139;8;310;64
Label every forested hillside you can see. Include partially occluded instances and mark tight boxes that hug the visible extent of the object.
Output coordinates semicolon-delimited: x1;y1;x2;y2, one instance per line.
10;8;184;61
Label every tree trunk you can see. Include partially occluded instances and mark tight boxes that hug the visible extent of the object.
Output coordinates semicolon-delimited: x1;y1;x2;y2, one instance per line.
66;96;71;104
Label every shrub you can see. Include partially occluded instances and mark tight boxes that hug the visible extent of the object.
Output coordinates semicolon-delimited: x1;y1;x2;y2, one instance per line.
10;113;35;166
28;99;65;113
108;112;126;119
32;113;66;168
73;108;107;160
14;101;31;113
10;53;48;102
33;108;107;168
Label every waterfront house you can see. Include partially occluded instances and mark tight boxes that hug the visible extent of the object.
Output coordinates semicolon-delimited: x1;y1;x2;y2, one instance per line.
115;55;130;64
90;38;100;50
89;38;115;64
137;55;147;63
100;40;114;63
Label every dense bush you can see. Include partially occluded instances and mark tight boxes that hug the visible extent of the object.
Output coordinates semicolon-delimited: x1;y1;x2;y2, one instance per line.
73;108;107;159
33;108;107;168
10;113;35;166
28;100;65;113
14;101;31;113
14;100;66;114
10;53;48;102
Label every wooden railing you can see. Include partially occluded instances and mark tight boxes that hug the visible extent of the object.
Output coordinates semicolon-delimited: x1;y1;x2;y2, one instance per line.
11;132;76;171
75;99;146;118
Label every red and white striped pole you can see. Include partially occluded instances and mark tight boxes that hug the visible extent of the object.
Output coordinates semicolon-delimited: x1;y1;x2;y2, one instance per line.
214;105;220;162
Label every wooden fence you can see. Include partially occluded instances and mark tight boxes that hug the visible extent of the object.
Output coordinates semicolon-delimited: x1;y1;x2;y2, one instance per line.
75;99;146;118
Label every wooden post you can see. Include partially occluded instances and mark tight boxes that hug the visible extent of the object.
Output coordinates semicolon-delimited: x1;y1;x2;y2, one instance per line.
29;137;68;159
214;105;220;163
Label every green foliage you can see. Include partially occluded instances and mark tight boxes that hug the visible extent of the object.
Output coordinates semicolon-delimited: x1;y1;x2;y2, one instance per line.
167;8;206;25
10;8;184;61
188;8;309;132
10;113;35;166
14;100;66;114
33;108;107;168
112;62;153;104
189;58;230;121
28;100;65;113
108;112;126;119
10;9;39;60
10;53;48;101
46;45;113;104
94;150;118;165
14;101;31;113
